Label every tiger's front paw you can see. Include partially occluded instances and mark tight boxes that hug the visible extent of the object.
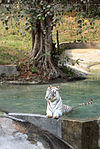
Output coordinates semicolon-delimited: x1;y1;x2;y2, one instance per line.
53;116;59;119
46;115;53;118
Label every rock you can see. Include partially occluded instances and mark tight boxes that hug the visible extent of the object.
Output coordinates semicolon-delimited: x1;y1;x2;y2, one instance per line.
0;65;19;77
66;65;88;80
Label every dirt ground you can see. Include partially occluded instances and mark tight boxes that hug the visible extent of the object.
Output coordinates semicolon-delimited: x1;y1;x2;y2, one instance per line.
61;48;100;75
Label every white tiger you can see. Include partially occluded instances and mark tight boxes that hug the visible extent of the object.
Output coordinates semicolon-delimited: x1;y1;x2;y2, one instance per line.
45;85;93;119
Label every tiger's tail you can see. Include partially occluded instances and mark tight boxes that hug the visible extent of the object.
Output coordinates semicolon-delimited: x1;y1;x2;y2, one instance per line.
72;98;93;110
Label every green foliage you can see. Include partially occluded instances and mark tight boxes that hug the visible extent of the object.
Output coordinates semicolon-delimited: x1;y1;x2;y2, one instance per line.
21;0;65;29
59;55;82;67
66;0;100;19
61;66;74;78
0;0;67;38
31;66;37;73
59;56;83;78
87;6;100;18
1;0;98;42
17;62;24;70
75;15;95;42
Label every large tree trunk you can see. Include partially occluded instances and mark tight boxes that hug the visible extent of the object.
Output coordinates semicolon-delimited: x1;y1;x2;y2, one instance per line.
30;16;64;80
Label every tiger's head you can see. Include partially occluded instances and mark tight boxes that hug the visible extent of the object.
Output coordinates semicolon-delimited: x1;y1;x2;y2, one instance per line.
45;85;60;102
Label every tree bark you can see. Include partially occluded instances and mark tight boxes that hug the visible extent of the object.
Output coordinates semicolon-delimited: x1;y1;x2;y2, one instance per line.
29;2;65;80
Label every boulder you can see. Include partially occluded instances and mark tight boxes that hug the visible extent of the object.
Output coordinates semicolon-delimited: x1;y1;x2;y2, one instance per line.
0;65;19;77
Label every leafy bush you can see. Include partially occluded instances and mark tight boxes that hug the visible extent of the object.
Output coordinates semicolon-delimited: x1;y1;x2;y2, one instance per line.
87;6;100;18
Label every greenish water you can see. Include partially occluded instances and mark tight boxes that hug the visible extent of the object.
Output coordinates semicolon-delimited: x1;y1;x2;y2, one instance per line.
0;79;100;120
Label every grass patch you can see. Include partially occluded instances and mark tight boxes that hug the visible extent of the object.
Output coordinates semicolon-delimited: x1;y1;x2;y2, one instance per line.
0;20;31;64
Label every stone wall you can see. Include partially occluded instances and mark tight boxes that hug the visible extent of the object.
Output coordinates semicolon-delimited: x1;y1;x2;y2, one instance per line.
59;42;100;50
62;119;82;149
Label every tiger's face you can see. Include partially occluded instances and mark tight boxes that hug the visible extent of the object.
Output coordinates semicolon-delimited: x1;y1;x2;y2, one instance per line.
45;86;60;102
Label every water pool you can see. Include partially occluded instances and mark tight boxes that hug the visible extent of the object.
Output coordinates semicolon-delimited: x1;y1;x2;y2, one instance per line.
0;79;100;120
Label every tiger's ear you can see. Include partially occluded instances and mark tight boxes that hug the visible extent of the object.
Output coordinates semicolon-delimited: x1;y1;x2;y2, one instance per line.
56;86;60;90
48;85;52;89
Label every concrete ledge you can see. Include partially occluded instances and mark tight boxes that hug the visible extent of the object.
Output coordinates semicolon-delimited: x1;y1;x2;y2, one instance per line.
2;81;39;85
8;113;62;138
